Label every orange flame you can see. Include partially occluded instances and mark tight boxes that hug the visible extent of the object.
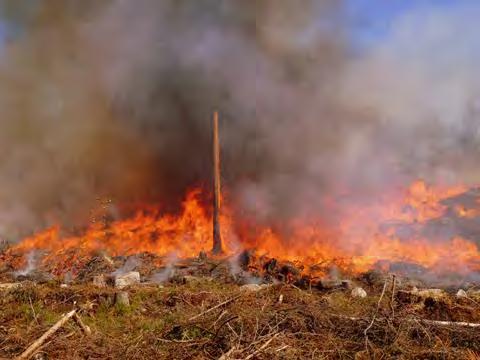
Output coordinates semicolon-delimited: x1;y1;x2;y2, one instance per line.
4;180;480;277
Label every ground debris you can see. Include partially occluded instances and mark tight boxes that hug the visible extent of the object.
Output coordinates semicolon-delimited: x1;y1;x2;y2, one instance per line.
1;276;480;359
351;287;367;298
397;287;447;304
2;251;480;358
92;274;107;287
317;278;353;290
0;282;22;291
115;291;130;306
239;283;270;292
115;271;140;288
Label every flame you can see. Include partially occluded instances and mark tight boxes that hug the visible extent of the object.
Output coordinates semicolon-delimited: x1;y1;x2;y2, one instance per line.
4;180;480;277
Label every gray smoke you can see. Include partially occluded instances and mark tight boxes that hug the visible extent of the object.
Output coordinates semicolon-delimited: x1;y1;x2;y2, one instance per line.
0;0;479;242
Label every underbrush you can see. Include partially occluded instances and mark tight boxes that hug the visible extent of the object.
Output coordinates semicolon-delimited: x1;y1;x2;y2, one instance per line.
1;281;480;359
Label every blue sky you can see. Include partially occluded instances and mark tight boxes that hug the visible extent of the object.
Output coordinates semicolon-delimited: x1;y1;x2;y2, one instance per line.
346;0;475;47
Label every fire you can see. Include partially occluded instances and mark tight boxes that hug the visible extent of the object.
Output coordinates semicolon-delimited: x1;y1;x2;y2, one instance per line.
3;180;480;277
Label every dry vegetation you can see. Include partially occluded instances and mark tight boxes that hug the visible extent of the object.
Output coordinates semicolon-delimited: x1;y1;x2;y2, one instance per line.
1;276;480;359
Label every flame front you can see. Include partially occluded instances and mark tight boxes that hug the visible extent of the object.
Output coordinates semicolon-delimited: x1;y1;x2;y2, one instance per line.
4;180;480;277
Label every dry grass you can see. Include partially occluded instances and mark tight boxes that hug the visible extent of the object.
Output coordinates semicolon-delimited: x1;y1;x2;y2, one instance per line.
1;278;480;359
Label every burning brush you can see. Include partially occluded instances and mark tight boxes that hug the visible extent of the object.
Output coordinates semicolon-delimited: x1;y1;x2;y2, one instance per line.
2;177;480;287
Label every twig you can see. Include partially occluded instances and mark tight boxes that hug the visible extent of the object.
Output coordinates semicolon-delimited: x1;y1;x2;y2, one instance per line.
28;296;39;325
226;323;238;337
212;310;228;327
390;274;396;319
218;346;237;360
189;295;241;321
157;338;208;344
364;279;388;353
211;316;239;342
244;332;280;359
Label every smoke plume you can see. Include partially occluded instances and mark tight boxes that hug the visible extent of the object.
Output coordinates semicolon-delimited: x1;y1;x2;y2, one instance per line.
0;0;479;242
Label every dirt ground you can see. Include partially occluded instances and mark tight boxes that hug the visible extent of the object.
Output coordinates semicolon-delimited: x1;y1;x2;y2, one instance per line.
1;277;480;359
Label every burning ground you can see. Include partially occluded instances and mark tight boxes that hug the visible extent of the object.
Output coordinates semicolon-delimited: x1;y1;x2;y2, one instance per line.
2;180;480;284
2;0;480;359
2;180;480;358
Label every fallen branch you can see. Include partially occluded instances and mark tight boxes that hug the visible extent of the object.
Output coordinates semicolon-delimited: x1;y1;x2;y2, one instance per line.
0;283;22;291
73;313;92;336
16;309;91;360
16;310;77;359
189;295;241;321
331;313;480;328
420;319;480;328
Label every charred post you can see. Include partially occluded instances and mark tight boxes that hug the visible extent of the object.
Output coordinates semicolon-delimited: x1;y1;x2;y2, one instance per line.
212;111;224;254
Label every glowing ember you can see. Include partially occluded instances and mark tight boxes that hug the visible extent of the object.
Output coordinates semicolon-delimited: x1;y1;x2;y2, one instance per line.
3;180;480;277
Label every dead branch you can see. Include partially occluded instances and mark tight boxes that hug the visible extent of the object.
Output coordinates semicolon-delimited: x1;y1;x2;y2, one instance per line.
72;313;92;336
15;309;91;359
420;319;480;328
332;313;480;328
16;310;77;360
0;283;22;291
189;295;241;321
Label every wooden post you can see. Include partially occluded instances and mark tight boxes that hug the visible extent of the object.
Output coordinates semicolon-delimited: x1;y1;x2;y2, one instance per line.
212;111;223;254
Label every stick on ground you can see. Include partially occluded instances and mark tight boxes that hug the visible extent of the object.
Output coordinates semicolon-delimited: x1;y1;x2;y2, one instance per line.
16;309;90;359
16;310;77;359
73;313;92;336
189;295;241;321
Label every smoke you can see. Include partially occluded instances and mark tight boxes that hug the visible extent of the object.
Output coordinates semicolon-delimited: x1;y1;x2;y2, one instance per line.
112;255;141;277
0;0;479;242
340;4;480;188
13;250;37;277
149;253;178;284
